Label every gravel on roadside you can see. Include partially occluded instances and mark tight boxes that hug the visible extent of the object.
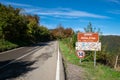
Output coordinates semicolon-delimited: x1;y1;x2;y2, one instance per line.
64;62;87;80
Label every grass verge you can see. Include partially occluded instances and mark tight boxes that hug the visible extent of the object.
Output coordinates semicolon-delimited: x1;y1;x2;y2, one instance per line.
0;39;18;52
59;40;79;65
59;40;120;80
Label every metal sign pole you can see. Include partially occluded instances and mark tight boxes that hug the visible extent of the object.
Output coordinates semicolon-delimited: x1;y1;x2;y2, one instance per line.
80;59;82;64
94;51;96;67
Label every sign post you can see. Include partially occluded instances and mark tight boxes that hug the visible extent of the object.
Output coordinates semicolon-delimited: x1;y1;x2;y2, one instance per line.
94;51;96;67
76;32;101;67
80;59;82;64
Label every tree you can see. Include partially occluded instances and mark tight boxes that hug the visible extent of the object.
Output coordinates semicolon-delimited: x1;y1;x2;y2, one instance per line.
0;4;28;44
39;25;50;42
25;15;39;42
83;22;103;61
51;24;74;39
84;22;93;32
51;24;64;39
64;28;74;38
0;3;52;48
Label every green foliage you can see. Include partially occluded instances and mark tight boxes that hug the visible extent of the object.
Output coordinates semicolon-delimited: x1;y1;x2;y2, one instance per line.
101;35;120;55
99;35;120;67
36;25;51;42
0;39;18;52
0;4;29;45
82;62;120;80
71;34;77;48
84;22;102;34
83;23;120;67
84;22;94;32
82;22;102;61
60;40;120;80
60;22;120;68
59;40;79;64
0;3;51;51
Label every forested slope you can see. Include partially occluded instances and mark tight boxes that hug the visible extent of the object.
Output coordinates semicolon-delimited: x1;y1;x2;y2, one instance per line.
0;3;51;51
101;35;120;55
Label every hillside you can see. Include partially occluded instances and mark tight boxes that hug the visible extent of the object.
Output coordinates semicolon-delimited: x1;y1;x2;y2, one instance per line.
101;35;120;55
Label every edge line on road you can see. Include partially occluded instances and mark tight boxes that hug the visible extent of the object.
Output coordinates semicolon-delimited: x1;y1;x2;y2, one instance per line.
56;44;60;80
0;47;24;54
0;46;40;69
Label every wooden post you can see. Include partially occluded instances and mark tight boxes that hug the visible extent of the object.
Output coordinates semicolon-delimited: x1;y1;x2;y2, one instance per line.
114;55;118;69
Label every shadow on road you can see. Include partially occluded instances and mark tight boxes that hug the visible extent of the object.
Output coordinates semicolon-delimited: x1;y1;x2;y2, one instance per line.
31;42;50;47
0;60;37;80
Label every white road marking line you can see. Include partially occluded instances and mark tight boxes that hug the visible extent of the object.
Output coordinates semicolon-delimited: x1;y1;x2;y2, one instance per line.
56;44;60;80
0;46;39;55
0;46;40;69
16;47;40;60
0;47;24;54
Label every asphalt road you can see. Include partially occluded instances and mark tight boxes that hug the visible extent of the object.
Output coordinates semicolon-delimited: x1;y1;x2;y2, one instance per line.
0;41;65;80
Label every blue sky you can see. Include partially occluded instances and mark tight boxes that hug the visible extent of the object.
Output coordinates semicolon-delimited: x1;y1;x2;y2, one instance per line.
0;0;120;35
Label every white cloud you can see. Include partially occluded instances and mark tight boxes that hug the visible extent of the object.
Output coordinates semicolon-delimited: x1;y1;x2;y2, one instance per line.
24;8;40;13
25;8;110;19
3;2;32;7
2;1;110;19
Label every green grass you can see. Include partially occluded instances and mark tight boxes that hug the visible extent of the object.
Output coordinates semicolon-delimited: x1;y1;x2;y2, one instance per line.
0;39;18;52
59;40;120;80
81;62;120;80
59;40;79;65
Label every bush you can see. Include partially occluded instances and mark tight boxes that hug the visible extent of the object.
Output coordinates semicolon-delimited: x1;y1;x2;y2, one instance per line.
0;39;18;52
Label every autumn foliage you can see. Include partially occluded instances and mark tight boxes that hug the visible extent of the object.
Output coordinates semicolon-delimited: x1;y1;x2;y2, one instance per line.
51;26;74;39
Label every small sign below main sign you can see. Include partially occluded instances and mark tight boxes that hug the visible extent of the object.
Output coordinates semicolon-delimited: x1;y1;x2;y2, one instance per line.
76;42;101;51
76;50;85;58
77;33;99;42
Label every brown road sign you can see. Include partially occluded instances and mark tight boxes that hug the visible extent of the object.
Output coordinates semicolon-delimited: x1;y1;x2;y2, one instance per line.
77;33;99;42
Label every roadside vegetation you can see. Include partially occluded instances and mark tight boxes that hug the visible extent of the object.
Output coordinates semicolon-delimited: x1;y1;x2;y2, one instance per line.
0;39;18;52
60;39;120;80
0;3;52;52
59;23;120;80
